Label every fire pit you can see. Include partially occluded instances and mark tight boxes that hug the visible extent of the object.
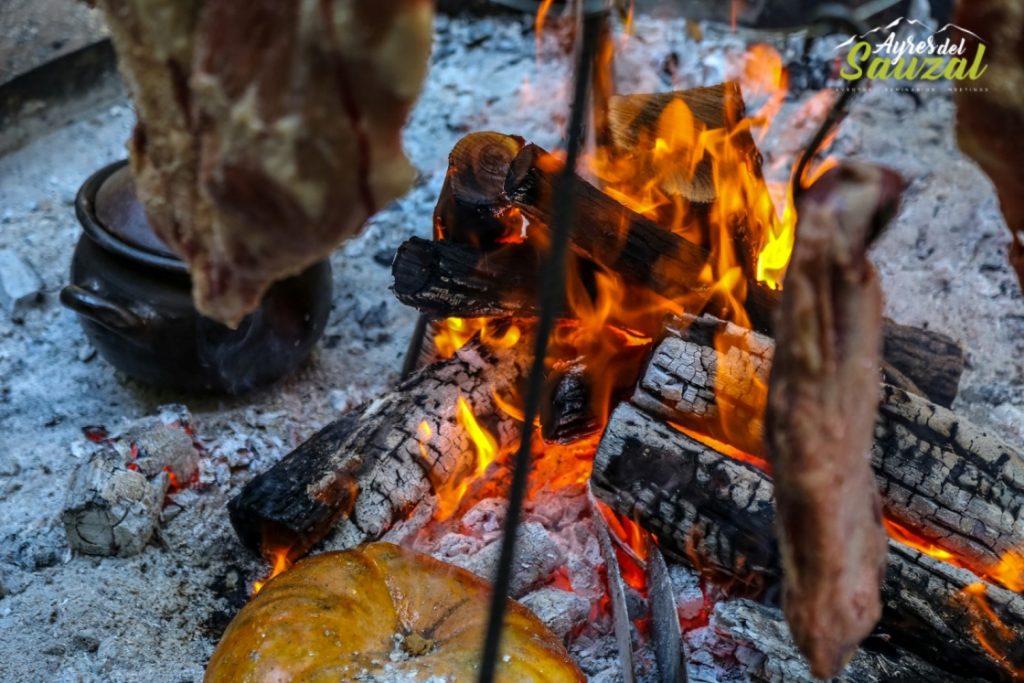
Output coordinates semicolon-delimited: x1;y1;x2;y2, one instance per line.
0;2;1021;682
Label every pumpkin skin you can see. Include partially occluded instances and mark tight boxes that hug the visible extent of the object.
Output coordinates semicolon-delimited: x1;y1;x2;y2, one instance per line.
205;543;586;682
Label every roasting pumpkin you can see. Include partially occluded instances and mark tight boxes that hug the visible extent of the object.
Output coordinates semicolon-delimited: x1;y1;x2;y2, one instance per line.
205;542;585;682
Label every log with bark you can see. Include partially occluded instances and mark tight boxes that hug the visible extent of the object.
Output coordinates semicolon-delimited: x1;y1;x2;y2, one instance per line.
229;332;530;560
632;314;1023;582
592;402;1024;681
392;236;964;407
433;131;526;247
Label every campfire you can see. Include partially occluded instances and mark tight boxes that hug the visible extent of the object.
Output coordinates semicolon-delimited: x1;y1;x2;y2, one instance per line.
4;0;1024;681
220;11;1023;683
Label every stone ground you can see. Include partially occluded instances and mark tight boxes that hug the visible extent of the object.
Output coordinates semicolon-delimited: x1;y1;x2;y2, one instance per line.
0;7;1020;683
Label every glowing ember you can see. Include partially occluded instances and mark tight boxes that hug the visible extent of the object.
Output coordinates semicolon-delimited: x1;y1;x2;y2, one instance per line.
960;583;1024;679
883;519;956;562
991;551;1024;593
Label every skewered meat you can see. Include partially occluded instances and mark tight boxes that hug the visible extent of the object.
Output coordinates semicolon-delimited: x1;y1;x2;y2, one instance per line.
765;163;904;679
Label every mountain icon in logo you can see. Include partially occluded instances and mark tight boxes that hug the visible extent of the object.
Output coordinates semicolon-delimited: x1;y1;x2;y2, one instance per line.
835;17;987;51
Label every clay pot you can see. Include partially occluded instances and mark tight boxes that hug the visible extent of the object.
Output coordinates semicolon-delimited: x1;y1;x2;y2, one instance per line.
62;160;331;394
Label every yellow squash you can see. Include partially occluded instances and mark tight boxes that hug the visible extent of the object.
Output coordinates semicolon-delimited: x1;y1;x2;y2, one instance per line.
206;542;585;682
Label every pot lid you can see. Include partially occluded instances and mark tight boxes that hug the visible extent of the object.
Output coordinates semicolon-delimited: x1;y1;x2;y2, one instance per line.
94;164;180;261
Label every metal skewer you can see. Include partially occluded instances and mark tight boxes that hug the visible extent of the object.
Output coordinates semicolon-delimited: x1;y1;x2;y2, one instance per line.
476;4;608;681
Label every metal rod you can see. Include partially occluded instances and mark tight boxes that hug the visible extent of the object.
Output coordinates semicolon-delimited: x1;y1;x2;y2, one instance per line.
476;10;603;682
400;312;430;381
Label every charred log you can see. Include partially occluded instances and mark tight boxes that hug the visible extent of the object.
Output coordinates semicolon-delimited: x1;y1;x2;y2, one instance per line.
880;318;964;408
391;237;542;319
433;131;525;247
392;239;962;407
504;141;779;333
633;315;1022;576
229;336;529;560
592;403;1024;681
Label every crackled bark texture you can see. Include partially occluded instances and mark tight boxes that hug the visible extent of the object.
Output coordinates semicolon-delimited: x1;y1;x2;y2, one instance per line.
592;405;1024;681
711;599;982;683
93;0;433;325
63;447;169;557
229;337;529;560
633;315;1023;579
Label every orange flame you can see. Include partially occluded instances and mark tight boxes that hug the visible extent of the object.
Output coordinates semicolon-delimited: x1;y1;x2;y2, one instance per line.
960;583;1024;679
433;396;500;521
252;548;292;595
990;551;1024;593
884;519;956;563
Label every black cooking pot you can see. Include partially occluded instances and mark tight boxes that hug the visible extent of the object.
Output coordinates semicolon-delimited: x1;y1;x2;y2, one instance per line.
62;160;332;394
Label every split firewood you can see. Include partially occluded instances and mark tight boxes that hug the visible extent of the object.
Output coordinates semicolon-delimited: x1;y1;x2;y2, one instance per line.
92;0;433;325
607;83;748;204
954;0;1024;291
229;331;530;560
763;162;904;678
632;315;1021;577
592;403;1024;681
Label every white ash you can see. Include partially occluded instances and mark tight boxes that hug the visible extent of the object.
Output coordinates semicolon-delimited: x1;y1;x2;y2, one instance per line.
0;7;1019;683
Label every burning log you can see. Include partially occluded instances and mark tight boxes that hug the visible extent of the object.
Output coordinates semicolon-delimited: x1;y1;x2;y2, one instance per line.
632;315;1022;577
392;237;963;408
606;83;748;204
592;403;1024;681
434;131;525;247
229;333;529;560
712;598;989;683
505;141;779;332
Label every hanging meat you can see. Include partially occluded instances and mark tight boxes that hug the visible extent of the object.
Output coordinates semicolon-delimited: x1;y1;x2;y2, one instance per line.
765;163;904;679
92;0;433;325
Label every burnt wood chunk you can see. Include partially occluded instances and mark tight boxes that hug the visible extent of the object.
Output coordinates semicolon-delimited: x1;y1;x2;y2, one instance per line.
633;315;1022;581
880;318;964;408
391;237;541;319
592;403;1024;681
433;131;525;246
229;337;530;560
63;447;169;558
